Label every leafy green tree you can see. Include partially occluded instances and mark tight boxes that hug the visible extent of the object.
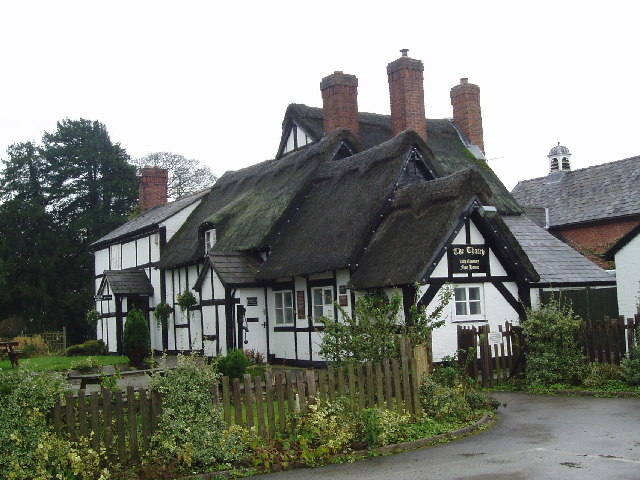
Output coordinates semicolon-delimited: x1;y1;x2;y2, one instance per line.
319;287;450;366
131;152;216;199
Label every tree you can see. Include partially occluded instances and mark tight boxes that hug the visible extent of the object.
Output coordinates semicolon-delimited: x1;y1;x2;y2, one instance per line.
131;152;217;199
0;119;138;342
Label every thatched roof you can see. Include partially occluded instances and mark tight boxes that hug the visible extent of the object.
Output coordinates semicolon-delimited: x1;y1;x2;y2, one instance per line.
257;131;430;280
279;105;522;215
349;169;537;289
157;130;356;269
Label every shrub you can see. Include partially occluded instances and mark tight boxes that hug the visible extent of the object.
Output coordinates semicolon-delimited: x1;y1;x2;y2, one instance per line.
65;339;107;356
13;335;48;357
523;300;586;386
148;355;249;470
244;348;266;365
582;362;623;389
358;407;411;448
124;308;150;368
71;356;103;373
216;349;250;378
621;327;640;386
319;287;451;366
419;375;473;421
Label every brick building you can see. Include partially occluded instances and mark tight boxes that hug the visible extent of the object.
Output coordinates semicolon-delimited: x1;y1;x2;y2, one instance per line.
511;149;640;269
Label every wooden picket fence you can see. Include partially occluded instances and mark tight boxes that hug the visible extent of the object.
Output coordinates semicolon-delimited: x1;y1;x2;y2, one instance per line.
580;315;639;364
457;322;524;387
50;351;426;465
456;315;640;386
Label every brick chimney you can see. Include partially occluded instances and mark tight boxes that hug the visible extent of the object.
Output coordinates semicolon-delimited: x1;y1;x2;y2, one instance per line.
387;49;427;141
450;78;484;154
320;71;360;140
139;166;168;211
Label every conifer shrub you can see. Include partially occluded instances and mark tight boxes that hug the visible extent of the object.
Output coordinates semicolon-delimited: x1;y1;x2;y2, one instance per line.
124;307;150;368
216;349;250;378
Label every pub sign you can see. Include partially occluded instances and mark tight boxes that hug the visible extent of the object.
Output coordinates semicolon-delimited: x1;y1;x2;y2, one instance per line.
449;244;489;274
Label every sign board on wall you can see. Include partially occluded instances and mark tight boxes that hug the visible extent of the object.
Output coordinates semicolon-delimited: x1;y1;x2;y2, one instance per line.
296;291;306;319
449;244;489;274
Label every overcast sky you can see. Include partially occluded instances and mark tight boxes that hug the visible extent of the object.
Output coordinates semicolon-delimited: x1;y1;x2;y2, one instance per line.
1;1;638;190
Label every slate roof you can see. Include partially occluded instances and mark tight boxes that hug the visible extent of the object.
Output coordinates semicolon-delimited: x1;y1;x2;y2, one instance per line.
91;189;208;248
101;270;154;295
209;254;262;286
511;156;640;227
501;216;615;285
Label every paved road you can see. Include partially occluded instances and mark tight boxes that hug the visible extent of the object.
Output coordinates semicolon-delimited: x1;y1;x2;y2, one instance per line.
251;392;640;480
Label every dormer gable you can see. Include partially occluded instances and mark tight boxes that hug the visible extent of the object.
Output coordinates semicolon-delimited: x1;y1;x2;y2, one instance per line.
278;122;316;158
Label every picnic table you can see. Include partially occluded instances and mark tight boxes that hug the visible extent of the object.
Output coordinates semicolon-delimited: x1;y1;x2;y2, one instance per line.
0;341;22;367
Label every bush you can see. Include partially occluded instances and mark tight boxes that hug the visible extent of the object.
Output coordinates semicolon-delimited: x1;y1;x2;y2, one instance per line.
523;301;586;386
216;349;250;378
13;335;48;358
148;355;248;470
124;308;150;368
65;339;107;356
71;356;103;373
621;327;640;386
244;348;266;365
0;371;111;479
419;376;473;421
358;407;411;448
582;362;623;389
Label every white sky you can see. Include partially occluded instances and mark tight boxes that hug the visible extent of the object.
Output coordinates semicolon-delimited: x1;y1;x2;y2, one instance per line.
1;1;638;190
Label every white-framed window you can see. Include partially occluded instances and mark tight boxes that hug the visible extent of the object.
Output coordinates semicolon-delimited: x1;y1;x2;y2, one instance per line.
274;291;294;325
312;287;334;322
454;285;484;320
110;245;121;270
204;228;216;253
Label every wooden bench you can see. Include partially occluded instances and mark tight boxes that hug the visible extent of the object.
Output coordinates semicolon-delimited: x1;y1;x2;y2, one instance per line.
0;341;22;368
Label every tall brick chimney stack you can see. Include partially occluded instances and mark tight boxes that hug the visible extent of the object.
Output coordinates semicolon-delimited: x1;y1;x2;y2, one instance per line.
320;71;360;140
450;78;485;154
387;49;428;142
139;166;168;211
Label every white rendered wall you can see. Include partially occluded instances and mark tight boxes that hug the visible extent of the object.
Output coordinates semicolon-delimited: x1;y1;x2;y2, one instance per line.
615;234;640;318
422;282;520;362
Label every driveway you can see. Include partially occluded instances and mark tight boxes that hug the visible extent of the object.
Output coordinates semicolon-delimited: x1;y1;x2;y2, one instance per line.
251;392;640;480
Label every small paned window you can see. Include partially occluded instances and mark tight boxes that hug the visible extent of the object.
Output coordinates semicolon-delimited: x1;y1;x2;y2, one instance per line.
454;286;483;319
110;245;121;270
312;287;334;322
275;291;294;325
204;229;216;253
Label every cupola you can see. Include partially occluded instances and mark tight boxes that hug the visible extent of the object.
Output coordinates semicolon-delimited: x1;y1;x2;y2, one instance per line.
548;143;571;172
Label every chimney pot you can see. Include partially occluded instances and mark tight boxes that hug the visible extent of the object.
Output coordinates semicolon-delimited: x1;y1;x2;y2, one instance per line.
460;78;469;84
400;48;409;57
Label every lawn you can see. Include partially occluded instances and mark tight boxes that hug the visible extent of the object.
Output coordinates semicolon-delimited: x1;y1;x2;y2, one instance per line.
0;355;129;372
